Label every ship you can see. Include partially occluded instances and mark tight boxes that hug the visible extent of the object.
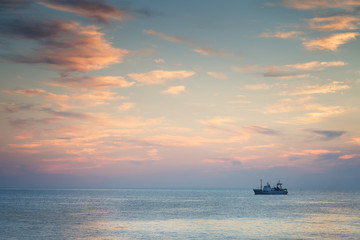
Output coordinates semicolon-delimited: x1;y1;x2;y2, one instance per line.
253;179;288;195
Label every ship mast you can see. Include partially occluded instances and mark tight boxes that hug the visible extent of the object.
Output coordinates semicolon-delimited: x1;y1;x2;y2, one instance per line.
260;179;262;190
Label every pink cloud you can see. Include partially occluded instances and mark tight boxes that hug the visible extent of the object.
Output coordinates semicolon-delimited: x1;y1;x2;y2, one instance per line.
339;154;359;159
303;32;359;51
128;70;195;85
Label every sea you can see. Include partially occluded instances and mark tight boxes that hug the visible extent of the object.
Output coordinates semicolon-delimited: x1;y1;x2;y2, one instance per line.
0;188;359;240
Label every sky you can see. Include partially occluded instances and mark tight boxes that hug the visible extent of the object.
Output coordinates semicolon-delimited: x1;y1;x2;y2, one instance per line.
0;0;360;189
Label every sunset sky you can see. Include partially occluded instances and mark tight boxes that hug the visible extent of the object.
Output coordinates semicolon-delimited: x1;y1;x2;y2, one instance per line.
1;0;360;189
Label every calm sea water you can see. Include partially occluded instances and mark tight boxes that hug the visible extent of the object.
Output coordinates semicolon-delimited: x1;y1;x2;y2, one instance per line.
0;188;359;239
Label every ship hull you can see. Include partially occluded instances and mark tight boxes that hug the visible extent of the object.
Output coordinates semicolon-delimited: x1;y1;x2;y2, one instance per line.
253;189;288;195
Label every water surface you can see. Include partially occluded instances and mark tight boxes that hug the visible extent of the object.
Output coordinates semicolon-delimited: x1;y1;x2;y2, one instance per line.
1;189;359;239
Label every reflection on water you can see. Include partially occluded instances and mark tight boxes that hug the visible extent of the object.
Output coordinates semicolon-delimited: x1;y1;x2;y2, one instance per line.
0;189;359;239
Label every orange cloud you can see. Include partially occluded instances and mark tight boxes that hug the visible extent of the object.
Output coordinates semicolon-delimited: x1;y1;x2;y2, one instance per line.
117;102;135;112
265;96;348;124
282;81;350;95
15;130;36;140
350;138;360;145
281;0;360;10
7;89;45;96
161;85;186;95
303;32;359;51
282;148;340;158
48;75;134;90
263;61;346;78
308;15;360;31
8;143;41;148
144;134;224;147
261;31;302;39
8;21;129;72
200;116;235;127
143;29;197;45
144;29;235;57
242;84;270;90
293;105;348;124
38;0;132;23
243;144;276;150
128;70;195;85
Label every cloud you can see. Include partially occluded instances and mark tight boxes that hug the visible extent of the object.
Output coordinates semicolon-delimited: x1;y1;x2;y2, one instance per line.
147;149;160;161
144;134;224;147
261;31;302;39
282;148;341;159
155;58;165;63
41;108;98;120
242;84;270;90
161;85;187;95
207;72;227;80
281;81;350;95
200;117;245;136
308;15;360;31
1;102;33;113
15;130;36;140
38;0;133;24
303;32;359;51
200;116;235;126
6;89;45;96
265;97;348;124
232;65;259;72
350;138;360;145
47;75;134;90
280;0;360;10
243;125;279;135
144;29;235;57
128;70;195;85
193;47;235;57
2;19;128;72
293;105;348;124
308;129;346;140
339;154;360;159
263;61;346;78
117;102;135;112
243;144;276;150
8;88;124;109
143;29;197;45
